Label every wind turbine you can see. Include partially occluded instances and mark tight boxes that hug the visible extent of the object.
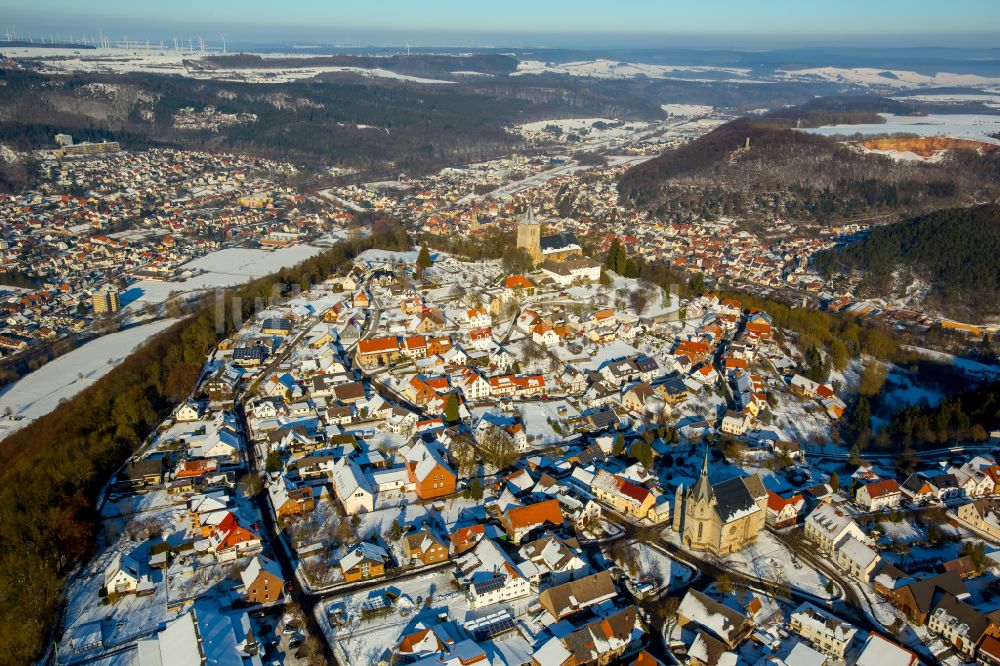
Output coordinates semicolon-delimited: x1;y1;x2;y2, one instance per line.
406;40;411;57
219;33;226;54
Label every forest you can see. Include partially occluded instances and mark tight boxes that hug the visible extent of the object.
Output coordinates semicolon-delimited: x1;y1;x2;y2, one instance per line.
0;59;855;180
0;219;409;665
814;204;1000;319
617;116;1000;223
884;381;1000;449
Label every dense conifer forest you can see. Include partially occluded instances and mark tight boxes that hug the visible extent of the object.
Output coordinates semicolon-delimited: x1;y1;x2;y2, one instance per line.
815;204;1000;319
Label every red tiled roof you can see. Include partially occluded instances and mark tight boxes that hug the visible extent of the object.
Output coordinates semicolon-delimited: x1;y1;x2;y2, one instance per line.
504;499;563;530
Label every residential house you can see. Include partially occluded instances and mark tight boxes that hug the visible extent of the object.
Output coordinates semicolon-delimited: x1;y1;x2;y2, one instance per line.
957;499;1000;540
357;336;401;367
340;542;389;582
766;490;805;528
535;605;643;666
402;527;450;566
856;479;902;511
789;602;858;658
406;442;457;500
104;553;150;596
501;499;564;543
926;593;991;660
592;469;655;520
804;502;869;555
207;513;261;562
240;555;284;605
330;458;375;514
268;478;314;519
677;589;753;649
855;634;918;666
538;571;617;620
518;534;589;587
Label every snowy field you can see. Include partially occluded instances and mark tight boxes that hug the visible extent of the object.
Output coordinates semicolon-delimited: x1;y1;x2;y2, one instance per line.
800;113;1000;144
514;59;751;80
661;104;714;117
123;244;324;308
892;93;1000;108
0;319;178;441
8;46;455;84
902;345;1000;380
777;67;1000;89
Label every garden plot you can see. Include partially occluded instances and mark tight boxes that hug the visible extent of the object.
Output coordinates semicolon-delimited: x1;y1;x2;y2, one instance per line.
319;569;474;665
625;543;695;589
101;489;178;519
425;255;504;290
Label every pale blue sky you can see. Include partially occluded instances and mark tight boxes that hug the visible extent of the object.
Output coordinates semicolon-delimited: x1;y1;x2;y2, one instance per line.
3;0;999;47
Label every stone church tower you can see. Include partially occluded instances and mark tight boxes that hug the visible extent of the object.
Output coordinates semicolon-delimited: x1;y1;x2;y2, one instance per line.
515;206;542;264
683;453;719;551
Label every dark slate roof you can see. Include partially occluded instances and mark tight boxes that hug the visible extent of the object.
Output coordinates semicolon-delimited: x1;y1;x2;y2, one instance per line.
660;376;689;396
930;473;959;489
904;572;968;614
633;355;659;373
931;592;989;639
713;477;761;524
125;457;163;479
902;473;928;493
540;232;580;253
583;407;619;430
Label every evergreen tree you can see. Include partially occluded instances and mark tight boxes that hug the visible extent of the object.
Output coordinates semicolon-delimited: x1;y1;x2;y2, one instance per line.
416;244;432;278
852;395;871;434
613;433;626;456
265;450;282;473
444;393;460;423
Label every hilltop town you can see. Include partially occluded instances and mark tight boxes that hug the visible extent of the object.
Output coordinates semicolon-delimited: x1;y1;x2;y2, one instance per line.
54;221;1000;666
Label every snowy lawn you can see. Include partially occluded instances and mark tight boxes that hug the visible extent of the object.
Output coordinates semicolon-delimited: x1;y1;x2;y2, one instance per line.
625;543;695;588
724;532;835;600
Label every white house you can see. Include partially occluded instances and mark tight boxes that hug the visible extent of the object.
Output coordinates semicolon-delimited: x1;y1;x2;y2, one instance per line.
175;400;203;422
804;502;870;555
532;322;560;348
458;538;531;609
855;479;902;511
456;367;491;401
720;410;751;436
104;553;150;595
330;458;375;514
833;535;881;581
789;602;858;659
465;307;491;329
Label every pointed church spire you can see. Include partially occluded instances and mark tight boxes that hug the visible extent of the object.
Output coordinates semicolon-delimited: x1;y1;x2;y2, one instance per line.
521;204;537;226
691;447;714;503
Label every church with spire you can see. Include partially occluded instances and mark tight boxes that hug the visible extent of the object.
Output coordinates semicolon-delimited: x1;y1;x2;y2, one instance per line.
672;452;769;556
515;206;582;266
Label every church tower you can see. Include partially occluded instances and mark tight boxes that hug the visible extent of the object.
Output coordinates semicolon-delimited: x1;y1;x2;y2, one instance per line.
684;451;717;550
515;205;542;265
672;483;684;533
